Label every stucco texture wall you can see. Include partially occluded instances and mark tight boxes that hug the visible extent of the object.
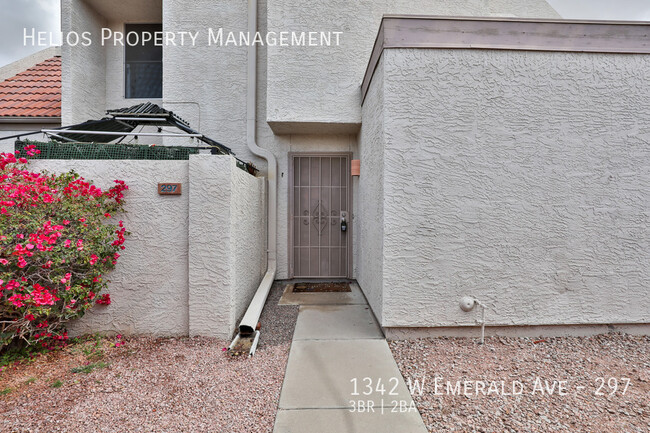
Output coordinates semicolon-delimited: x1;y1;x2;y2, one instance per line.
163;0;248;158
0;140;12;154
61;0;106;125
161;0;359;279
363;48;650;329
357;56;386;324
27;156;265;338
266;0;559;131
30;159;191;336
229;161;267;331
189;155;266;339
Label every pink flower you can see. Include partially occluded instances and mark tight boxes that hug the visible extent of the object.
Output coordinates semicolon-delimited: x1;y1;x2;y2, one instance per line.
8;293;27;307
104;213;111;218
89;254;98;265
0;259;8;265
17;257;27;268
96;293;111;305
63;239;71;248
25;314;35;321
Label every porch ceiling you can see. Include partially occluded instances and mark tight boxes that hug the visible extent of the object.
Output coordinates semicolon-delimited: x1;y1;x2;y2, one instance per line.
83;0;162;23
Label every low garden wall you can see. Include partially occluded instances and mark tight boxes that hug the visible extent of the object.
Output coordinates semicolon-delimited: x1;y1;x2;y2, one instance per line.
30;154;266;340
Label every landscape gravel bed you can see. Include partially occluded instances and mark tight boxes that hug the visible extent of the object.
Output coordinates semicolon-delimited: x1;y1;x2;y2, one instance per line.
0;282;298;433
389;334;649;433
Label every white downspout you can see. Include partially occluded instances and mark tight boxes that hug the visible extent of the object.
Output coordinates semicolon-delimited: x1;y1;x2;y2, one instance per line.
235;0;277;338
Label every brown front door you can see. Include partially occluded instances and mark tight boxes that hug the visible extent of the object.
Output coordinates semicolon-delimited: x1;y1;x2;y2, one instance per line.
289;154;351;278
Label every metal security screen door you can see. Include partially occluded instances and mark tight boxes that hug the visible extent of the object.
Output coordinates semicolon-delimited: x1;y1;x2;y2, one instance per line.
289;154;352;278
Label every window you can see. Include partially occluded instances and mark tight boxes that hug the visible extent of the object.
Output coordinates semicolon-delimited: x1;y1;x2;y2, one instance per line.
125;24;162;99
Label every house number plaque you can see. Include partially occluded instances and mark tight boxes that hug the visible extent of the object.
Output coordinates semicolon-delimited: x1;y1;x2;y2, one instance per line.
158;183;182;195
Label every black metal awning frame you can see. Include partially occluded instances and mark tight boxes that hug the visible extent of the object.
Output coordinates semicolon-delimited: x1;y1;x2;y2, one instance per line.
1;102;257;174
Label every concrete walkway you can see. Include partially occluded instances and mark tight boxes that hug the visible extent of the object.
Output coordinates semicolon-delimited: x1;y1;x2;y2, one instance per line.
273;282;428;433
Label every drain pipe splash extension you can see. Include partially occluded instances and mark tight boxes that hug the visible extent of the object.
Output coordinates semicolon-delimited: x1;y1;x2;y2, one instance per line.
234;0;278;342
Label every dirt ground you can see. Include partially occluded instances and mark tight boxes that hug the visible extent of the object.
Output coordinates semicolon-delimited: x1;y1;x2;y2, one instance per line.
0;283;298;433
389;334;650;433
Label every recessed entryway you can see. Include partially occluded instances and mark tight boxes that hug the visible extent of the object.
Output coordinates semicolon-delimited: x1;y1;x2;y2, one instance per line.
288;153;353;278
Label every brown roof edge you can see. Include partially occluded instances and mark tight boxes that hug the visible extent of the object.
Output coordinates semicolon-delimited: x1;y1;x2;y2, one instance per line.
361;15;650;105
0;117;61;123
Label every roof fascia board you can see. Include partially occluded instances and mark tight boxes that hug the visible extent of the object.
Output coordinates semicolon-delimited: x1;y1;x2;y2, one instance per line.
0;117;61;124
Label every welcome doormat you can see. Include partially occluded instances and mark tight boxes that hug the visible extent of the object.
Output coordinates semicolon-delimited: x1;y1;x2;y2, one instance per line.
292;282;351;293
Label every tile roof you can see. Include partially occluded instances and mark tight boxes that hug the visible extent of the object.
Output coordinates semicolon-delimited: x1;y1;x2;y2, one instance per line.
0;56;61;118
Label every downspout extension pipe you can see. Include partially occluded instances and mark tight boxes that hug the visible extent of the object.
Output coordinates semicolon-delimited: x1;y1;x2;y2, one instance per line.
236;0;278;338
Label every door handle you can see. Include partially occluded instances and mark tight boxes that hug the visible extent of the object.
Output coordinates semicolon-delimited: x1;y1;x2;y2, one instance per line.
340;211;348;232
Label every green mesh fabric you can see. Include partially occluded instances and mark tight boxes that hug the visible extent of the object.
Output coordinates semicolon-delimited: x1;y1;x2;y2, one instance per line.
15;140;201;161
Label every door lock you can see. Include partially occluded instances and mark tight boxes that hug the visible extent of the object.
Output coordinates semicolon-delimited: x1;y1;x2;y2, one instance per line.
340;211;348;232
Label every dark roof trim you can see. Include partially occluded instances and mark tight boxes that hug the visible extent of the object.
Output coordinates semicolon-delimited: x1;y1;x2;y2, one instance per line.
0;117;61;124
361;15;650;104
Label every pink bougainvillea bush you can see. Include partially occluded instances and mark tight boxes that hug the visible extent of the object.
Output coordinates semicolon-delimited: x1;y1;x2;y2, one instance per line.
0;145;128;350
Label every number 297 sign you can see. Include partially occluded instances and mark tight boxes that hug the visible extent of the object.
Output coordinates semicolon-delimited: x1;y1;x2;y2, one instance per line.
158;183;182;195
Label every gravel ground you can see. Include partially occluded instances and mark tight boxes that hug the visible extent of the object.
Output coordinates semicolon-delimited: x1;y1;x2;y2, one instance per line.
0;282;298;433
389;334;649;433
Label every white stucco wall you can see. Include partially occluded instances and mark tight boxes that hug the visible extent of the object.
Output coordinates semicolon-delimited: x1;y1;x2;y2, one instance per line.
357;56;385;324
188;156;230;337
161;0;359;279
0;140;12;154
266;0;560;132
163;0;248;157
363;48;650;330
61;0;565;285
188;155;266;339
229;161;267;330
30;159;191;336
25;155;265;338
62;2;163;125
61;0;107;125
